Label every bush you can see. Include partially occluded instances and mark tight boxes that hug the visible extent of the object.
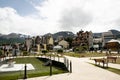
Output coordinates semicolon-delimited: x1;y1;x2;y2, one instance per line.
42;50;48;55
74;46;88;53
57;49;63;53
0;50;2;56
23;51;28;56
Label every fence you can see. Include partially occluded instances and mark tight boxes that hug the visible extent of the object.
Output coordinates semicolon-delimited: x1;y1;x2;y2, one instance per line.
0;54;72;79
40;55;72;73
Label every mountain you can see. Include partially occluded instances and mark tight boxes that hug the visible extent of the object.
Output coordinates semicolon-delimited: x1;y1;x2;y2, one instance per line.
93;29;120;38
0;33;29;45
109;29;120;38
53;31;75;39
109;29;120;35
43;33;53;37
43;31;75;39
0;33;29;39
93;33;102;38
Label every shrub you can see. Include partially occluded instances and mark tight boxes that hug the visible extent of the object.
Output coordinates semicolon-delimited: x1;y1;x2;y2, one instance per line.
23;51;28;56
42;50;48;55
57;49;63;53
0;50;2;56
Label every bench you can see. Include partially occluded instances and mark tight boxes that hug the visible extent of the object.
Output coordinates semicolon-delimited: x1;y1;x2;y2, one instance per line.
107;56;117;63
94;59;108;68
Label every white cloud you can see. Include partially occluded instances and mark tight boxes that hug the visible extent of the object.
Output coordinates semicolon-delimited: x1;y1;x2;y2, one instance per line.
28;0;120;33
0;7;59;35
0;0;120;35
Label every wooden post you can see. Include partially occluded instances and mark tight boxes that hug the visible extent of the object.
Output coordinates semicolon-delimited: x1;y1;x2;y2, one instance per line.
103;61;104;67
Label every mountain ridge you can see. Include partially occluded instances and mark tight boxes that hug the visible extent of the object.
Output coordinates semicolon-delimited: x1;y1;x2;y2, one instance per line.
0;29;120;39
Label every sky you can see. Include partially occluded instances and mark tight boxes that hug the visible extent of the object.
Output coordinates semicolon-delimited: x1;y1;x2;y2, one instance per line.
0;0;120;35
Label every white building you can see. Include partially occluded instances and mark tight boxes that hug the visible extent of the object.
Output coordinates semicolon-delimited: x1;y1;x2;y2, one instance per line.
102;31;115;47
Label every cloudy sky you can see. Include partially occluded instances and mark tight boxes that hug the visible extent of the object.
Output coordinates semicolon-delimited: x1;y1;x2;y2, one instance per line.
0;0;120;35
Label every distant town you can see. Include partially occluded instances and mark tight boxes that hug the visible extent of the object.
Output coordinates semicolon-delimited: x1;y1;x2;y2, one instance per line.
0;29;120;56
0;29;120;80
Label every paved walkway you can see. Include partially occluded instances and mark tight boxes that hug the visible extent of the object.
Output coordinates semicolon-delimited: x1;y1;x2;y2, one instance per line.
27;56;120;80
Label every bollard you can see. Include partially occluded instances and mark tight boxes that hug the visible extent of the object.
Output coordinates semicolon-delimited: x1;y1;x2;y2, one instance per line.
64;57;66;65
24;64;27;79
70;61;72;73
54;55;55;60
65;57;67;66
67;59;69;69
50;55;51;60
58;56;60;62
50;60;52;76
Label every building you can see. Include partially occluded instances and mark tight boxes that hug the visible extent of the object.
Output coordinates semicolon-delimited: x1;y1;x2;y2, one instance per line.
48;36;54;45
106;39;120;51
93;38;103;49
58;40;69;49
25;38;32;52
72;30;93;49
102;31;115;47
41;35;54;50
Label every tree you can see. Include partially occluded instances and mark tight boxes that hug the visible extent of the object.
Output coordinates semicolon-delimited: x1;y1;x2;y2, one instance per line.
42;50;48;55
57;49;63;56
35;36;41;44
0;50;2;56
65;37;73;48
23;51;28;56
57;49;63;53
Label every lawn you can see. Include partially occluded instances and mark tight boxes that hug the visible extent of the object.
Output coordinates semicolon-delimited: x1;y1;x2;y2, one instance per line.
0;57;68;80
89;63;120;75
64;52;107;57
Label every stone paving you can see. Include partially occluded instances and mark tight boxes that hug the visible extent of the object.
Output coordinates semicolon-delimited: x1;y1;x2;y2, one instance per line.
27;56;120;80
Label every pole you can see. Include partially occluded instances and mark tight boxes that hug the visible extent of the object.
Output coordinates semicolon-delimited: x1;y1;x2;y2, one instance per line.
67;59;69;69
70;61;72;73
50;60;52;76
64;57;66;65
58;56;60;62
24;64;27;79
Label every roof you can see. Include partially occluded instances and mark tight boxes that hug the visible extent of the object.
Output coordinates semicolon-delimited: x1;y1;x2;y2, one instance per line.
102;31;113;36
53;45;62;49
108;39;120;44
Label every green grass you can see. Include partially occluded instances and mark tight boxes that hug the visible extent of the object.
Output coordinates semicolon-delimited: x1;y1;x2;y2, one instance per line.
107;67;120;75
64;52;107;58
89;63;120;75
0;57;67;80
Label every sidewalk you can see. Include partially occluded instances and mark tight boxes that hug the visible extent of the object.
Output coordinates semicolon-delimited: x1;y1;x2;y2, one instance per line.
27;56;120;80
